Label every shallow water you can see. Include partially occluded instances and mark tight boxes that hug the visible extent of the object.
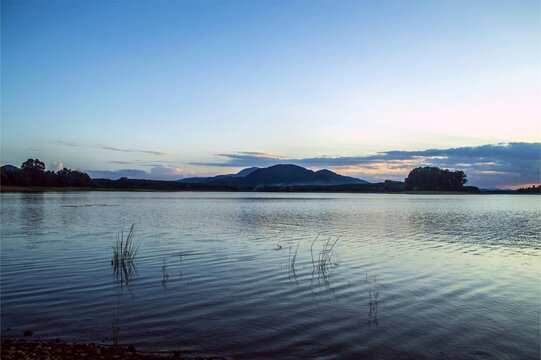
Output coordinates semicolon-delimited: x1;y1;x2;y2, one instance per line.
1;192;539;359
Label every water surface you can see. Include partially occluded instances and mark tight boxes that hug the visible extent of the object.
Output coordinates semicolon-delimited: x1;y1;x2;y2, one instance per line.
1;192;539;359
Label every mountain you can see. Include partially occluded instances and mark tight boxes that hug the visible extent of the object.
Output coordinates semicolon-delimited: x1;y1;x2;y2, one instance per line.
179;164;368;189
231;167;259;177
1;165;18;172
179;167;259;183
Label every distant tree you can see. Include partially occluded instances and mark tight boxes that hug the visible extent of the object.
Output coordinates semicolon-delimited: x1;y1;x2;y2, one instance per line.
1;166;22;186
0;159;95;188
517;185;540;194
19;159;47;186
405;167;467;191
55;168;94;187
383;180;405;192
21;159;46;172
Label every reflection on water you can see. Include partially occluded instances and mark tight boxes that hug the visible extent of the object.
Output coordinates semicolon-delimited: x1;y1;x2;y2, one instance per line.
162;258;170;287
368;291;378;327
112;300;121;347
161;252;185;288
112;258;137;287
368;290;380;327
20;193;45;247
1;192;539;360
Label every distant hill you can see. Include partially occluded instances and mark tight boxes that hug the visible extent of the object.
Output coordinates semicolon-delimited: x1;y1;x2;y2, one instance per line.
1;165;18;172
179;164;368;189
180;167;259;183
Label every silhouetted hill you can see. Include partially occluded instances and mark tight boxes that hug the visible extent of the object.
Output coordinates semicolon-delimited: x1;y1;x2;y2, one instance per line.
1;165;18;172
244;164;367;188
232;167;259;177
180;167;259;183
179;164;368;189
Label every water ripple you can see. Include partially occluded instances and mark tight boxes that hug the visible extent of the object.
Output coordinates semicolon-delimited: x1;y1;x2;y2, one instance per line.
1;192;539;359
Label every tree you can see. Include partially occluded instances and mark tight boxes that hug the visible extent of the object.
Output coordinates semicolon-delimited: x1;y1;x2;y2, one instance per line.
21;159;46;172
54;167;94;187
19;159;47;186
1;159;95;188
517;185;541;194
405;167;467;191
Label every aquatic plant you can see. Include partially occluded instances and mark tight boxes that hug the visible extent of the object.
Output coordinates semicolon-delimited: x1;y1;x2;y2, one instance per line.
111;224;139;285
310;233;321;278
287;242;300;283
112;224;139;265
317;236;340;282
290;242;299;272
308;234;340;289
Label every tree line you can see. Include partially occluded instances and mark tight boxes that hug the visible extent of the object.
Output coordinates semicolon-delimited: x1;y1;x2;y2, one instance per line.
2;159;485;193
404;166;468;191
1;159;96;187
517;185;540;194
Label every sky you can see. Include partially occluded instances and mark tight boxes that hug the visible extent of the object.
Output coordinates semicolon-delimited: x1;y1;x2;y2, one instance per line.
1;0;540;189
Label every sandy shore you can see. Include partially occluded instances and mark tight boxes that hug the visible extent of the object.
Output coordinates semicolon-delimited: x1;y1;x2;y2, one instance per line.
1;339;233;360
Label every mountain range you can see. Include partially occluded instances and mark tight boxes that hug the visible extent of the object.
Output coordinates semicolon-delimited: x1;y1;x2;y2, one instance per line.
179;164;368;189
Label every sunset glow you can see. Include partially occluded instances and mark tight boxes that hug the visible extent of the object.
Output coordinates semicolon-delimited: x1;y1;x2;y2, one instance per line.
1;0;539;189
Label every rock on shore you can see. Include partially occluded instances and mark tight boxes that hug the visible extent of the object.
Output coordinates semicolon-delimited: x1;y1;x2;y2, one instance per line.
1;339;233;360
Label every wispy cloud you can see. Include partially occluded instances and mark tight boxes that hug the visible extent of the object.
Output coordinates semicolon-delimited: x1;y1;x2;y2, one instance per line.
192;151;283;167
192;142;541;188
58;140;170;156
58;141;79;147
109;160;144;166
98;145;170;156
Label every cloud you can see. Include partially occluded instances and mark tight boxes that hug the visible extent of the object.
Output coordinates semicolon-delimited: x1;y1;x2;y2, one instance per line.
192;142;541;188
87;165;185;181
150;164;184;178
109;160;144;165
58;140;170;156
98;145;170;156
49;162;63;171
58;141;79;147
191;151;283;167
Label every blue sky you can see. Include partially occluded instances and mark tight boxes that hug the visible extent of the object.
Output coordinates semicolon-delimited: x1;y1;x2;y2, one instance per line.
1;0;540;188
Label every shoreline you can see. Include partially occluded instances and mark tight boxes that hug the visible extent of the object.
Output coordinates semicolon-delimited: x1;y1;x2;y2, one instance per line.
1;338;232;360
0;185;504;195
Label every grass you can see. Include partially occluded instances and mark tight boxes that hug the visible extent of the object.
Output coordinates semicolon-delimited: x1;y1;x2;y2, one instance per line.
111;224;139;285
112;224;139;265
290;242;299;271
308;234;341;288
109;225;140;347
317;236;340;278
286;242;300;283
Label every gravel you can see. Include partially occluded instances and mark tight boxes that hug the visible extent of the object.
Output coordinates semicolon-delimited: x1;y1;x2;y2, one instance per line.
1;339;234;360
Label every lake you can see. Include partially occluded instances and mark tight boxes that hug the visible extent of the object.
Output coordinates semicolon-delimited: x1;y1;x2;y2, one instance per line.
1;192;539;359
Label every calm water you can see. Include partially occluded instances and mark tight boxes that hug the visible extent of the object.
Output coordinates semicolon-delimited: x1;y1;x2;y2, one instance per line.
1;192;540;359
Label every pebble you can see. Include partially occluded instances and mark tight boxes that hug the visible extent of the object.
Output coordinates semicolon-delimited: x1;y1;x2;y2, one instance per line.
1;339;231;360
